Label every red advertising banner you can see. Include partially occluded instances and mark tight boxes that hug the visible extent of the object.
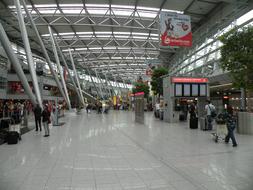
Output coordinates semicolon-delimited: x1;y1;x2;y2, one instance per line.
172;77;208;83
134;92;145;96
160;12;192;47
63;67;67;80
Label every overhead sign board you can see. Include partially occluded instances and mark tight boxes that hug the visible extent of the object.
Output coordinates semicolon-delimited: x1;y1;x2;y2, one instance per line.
172;77;208;83
160;12;192;47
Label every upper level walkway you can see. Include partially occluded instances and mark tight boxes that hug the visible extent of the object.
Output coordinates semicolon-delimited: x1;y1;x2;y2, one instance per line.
0;110;253;190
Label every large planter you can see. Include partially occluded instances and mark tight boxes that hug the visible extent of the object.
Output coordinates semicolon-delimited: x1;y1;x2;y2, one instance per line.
238;112;253;135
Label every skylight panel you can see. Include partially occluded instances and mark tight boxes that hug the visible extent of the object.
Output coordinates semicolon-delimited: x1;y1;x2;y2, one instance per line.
137;6;159;11
59;4;83;7
113;32;130;35
103;47;117;50
87;8;108;15
77;32;93;35
132;36;148;39
112;9;133;17
79;35;93;38
86;4;109;8
35;4;57;8
39;10;58;14
236;10;253;25
162;9;184;14
114;35;129;39
111;5;135;9
95;32;112;35
62;9;82;14
137;11;157;18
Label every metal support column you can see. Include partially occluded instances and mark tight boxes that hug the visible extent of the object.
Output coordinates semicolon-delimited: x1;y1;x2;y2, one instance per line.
114;77;122;96
0;23;37;106
21;0;69;108
79;57;101;99
95;69;104;100
97;71;110;99
48;26;71;109
68;49;85;106
103;73;113;98
53;37;84;107
15;0;43;108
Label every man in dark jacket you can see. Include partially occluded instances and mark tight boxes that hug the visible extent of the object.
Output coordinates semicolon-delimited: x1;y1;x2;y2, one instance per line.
33;104;42;131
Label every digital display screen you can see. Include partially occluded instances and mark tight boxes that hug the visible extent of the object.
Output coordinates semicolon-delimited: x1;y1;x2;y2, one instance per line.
175;84;182;96
192;84;199;96
200;84;207;96
184;84;191;96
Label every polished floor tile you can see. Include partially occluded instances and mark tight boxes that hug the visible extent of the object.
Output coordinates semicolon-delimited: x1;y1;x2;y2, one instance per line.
0;110;253;190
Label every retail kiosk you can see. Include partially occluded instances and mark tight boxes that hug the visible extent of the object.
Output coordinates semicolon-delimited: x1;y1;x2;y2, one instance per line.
163;76;209;123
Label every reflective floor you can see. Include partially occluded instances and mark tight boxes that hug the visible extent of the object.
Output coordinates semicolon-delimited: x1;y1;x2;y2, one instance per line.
0;110;253;190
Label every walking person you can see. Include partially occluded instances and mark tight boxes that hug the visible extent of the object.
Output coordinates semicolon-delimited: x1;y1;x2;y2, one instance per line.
42;105;50;137
224;105;238;147
205;100;216;130
33;104;42;131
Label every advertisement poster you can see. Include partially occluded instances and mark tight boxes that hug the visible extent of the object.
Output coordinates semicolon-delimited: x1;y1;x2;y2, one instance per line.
160;12;192;47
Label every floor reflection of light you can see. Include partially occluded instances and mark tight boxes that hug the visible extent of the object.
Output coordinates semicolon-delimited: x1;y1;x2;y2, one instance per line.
21;156;26;165
65;138;72;147
50;146;56;154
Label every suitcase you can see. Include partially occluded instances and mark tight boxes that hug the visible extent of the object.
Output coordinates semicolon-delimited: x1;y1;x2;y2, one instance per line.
179;114;186;121
6;131;19;144
190;117;198;129
200;117;208;131
9;124;21;140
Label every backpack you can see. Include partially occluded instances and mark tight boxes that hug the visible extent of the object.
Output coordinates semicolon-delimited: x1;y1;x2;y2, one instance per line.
208;105;217;118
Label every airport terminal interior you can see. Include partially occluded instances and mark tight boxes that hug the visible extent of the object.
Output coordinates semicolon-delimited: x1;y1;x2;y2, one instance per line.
0;0;253;190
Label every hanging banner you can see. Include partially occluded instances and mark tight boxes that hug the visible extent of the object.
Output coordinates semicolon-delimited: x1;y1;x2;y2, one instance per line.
160;12;192;47
63;66;68;80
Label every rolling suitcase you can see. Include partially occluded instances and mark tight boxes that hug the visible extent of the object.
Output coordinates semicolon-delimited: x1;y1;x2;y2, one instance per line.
6;131;19;144
179;114;186;121
190;117;198;129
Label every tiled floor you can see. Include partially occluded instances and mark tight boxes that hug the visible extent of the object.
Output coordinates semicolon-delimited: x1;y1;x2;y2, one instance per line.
0;110;253;190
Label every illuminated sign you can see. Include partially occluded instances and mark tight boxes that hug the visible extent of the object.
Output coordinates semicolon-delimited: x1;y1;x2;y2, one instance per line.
134;92;145;96
172;77;208;83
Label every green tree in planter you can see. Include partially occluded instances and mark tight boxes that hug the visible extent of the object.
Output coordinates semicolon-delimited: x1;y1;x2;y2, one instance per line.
132;82;150;99
219;26;253;90
151;67;169;96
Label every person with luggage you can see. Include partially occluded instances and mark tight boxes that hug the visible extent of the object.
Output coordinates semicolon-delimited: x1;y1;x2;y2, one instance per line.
224;105;238;147
205;100;216;130
33;104;42;132
42;105;50;137
189;101;198;129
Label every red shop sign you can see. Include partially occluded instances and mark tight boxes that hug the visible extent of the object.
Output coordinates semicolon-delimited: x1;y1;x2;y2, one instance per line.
172;77;208;83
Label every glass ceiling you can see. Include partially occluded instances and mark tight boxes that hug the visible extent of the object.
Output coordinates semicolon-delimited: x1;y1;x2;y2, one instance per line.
7;3;166;81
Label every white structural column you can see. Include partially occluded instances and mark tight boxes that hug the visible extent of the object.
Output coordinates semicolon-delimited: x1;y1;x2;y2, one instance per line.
68;49;85;106
15;0;43;108
54;43;84;107
96;71;108;99
114;77;122;96
95;69;104;99
0;23;37;106
21;0;69;108
103;74;113;98
48;26;71;109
